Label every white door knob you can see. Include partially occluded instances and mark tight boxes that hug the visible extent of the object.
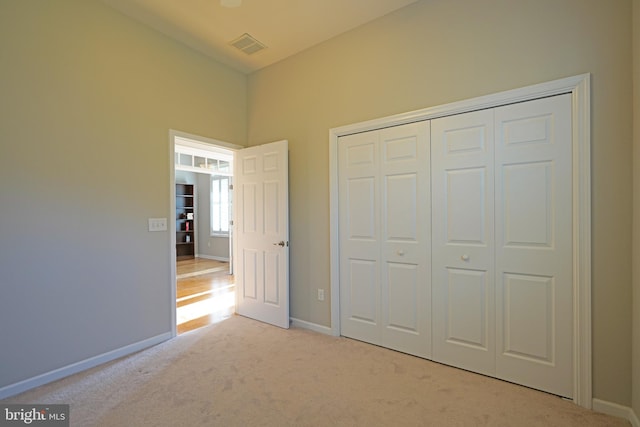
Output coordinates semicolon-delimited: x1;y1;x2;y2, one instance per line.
397;250;405;256
461;254;470;261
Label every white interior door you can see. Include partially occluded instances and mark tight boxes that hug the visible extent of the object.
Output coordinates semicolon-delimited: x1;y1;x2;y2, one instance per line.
431;109;496;375
494;94;573;397
234;140;289;329
339;122;431;358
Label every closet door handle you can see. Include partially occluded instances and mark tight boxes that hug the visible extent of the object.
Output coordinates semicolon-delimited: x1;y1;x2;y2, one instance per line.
461;254;470;261
274;241;286;247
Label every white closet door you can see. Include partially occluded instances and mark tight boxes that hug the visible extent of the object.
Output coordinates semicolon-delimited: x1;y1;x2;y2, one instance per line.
379;123;431;358
431;109;496;375
494;94;573;398
339;130;381;345
432;94;573;397
339;122;431;358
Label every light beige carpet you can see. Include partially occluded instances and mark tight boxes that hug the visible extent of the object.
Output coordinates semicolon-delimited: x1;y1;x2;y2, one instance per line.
2;315;629;426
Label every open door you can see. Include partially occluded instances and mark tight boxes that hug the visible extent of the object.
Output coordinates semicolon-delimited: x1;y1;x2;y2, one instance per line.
234;140;289;328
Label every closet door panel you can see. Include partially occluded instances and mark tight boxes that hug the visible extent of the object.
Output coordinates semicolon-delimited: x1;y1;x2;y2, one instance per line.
346;259;378;323
502;273;554;361
386;262;420;331
339;131;381;345
379;122;431;358
432;109;496;375
444;268;490;350
446;168;488;244
495;94;573;398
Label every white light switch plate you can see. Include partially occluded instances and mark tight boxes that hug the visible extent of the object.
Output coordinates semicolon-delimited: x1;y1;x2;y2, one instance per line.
148;218;167;232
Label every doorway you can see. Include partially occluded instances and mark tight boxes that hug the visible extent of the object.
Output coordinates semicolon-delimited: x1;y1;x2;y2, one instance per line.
176;257;234;334
169;130;242;335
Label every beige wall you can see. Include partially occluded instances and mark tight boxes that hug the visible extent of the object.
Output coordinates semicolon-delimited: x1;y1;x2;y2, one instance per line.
1;0;636;412
0;1;246;389
248;0;633;406
632;0;640;419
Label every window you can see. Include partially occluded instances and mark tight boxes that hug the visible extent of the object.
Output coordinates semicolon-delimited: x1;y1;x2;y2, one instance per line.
211;175;230;236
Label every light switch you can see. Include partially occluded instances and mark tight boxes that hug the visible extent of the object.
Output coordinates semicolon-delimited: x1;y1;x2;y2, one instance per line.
148;218;167;232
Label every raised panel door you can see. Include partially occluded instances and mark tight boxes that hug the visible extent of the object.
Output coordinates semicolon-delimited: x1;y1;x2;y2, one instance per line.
234;140;289;329
494;94;573;397
379;122;431;358
431;109;496;375
339;122;430;357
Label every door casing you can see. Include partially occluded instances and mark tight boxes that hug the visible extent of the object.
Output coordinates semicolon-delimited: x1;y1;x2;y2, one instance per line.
328;74;591;408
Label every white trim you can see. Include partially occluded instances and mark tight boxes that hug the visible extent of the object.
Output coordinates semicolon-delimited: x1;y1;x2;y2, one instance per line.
172;129;242;153
592;399;640;427
170;133;177;338
290;317;333;335
169;129;242;339
210;175;232;236
0;332;171;400
572;74;592;409
328;73;591;407
174;132;235;175
329;126;341;338
175;164;233;177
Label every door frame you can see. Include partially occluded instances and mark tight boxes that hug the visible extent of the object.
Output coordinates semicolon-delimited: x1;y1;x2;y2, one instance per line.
169;129;243;338
328;74;591;408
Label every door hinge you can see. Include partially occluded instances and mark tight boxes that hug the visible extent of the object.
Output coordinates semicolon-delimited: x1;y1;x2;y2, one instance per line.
229;184;234;190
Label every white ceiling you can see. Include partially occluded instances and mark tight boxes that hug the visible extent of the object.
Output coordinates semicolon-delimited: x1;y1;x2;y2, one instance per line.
102;0;418;74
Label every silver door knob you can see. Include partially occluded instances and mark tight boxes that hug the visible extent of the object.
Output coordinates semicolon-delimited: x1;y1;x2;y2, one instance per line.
274;241;285;247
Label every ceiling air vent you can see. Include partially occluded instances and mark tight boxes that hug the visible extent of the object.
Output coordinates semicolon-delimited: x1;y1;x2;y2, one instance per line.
229;33;266;55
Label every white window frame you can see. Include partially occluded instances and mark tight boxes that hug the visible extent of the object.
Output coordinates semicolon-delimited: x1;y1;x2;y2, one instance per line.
210;175;231;237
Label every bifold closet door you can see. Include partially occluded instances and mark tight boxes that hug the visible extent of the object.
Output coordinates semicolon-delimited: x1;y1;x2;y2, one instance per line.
494;94;573;398
339;121;431;359
431;94;573;398
431;109;497;376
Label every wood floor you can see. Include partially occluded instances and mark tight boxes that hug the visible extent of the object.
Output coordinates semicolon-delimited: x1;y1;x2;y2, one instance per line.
176;258;235;334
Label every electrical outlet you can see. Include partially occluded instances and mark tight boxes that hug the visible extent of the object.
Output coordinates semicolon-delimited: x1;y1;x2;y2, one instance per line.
317;289;325;301
148;218;167;232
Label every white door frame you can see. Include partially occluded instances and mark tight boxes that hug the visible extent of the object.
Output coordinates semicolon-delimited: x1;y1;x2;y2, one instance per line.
328;74;591;408
169;129;243;338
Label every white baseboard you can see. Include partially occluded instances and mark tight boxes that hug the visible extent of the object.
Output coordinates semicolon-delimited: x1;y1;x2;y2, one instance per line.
0;332;172;400
195;254;229;262
290;317;332;335
592;398;640;427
